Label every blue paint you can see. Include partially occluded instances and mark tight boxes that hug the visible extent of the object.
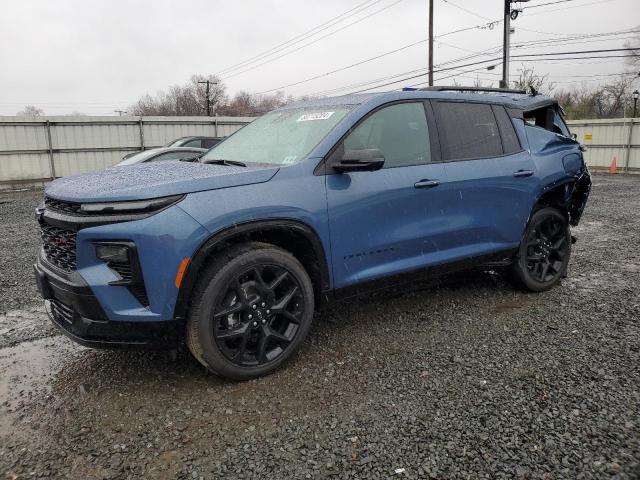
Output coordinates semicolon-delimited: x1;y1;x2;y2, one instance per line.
42;90;588;325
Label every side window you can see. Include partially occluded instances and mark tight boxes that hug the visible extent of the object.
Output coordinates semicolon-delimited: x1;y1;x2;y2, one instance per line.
492;105;521;155
342;102;431;168
202;138;220;148
553;110;571;137
433;102;503;160
183;139;202;148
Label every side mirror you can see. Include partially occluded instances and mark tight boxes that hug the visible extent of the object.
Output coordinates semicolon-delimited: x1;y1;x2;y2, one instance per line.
333;148;385;173
571;133;578;141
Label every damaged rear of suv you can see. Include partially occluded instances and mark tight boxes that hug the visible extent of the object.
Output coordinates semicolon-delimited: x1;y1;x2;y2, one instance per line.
35;87;590;380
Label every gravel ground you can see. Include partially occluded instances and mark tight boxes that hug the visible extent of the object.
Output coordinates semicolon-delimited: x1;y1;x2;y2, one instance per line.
0;175;639;479
0;189;43;312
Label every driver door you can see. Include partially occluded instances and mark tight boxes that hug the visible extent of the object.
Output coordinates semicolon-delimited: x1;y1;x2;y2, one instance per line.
325;101;447;290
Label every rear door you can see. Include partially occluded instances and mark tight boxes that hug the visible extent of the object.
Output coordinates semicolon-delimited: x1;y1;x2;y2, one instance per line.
325;101;447;289
429;100;538;259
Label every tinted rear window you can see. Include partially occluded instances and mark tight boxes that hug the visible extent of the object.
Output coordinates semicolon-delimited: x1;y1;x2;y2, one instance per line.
433;102;502;160
492;105;521;154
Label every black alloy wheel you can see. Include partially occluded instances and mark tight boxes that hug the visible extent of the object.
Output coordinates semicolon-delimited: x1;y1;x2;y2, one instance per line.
212;264;304;366
187;242;314;380
512;207;571;292
524;215;569;283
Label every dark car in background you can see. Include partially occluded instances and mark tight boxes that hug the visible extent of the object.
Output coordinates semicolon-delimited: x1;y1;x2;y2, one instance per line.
116;147;205;166
165;136;223;149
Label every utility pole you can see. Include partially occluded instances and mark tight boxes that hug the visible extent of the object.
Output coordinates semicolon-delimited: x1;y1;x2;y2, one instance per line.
501;0;530;89
114;109;127;116
500;0;511;89
428;0;434;86
198;80;217;116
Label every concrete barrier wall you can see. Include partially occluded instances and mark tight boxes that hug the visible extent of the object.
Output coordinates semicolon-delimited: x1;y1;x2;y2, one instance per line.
0;115;254;189
567;118;639;173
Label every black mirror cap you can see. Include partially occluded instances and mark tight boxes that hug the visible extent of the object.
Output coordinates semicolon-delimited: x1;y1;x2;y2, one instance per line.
333;148;385;173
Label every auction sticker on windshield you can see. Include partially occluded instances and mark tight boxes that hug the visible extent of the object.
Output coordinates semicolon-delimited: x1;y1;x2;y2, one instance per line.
297;112;334;122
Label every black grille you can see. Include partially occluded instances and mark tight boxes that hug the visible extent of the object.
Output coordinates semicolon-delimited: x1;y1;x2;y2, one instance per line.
129;285;150;307
44;196;82;215
107;259;149;307
50;299;74;325
109;261;133;281
40;223;77;271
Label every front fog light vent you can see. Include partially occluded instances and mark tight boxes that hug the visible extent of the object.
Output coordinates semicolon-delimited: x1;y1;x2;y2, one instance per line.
96;244;130;264
94;241;149;307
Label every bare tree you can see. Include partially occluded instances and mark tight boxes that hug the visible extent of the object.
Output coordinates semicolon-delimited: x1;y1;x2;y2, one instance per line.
595;77;635;117
554;77;636;119
512;65;555;94
623;27;640;68
128;75;227;116
17;105;44;116
220;91;289;116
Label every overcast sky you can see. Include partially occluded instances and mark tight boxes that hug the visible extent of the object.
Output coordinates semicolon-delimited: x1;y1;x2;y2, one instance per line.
1;0;637;115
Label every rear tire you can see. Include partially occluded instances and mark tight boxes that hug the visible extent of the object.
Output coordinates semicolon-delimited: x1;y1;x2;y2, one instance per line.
186;242;314;380
510;207;571;292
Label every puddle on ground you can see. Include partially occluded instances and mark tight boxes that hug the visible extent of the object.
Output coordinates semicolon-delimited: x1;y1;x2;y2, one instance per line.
0;336;84;437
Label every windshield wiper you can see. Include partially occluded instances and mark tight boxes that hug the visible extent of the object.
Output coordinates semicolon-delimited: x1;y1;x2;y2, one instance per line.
203;159;247;167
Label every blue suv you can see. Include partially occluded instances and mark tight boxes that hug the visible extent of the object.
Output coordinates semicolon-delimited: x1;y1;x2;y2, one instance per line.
35;87;591;379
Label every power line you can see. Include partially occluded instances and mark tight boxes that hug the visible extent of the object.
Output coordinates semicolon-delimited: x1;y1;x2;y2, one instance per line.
255;18;511;94
521;0;616;16
512;47;638;57
220;0;405;80
440;0;492;20
340;50;639;95
214;0;381;76
522;0;577;8
255;39;427;94
302;39;638;97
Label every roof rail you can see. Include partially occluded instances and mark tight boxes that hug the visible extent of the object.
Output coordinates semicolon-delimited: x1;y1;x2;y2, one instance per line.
419;86;527;95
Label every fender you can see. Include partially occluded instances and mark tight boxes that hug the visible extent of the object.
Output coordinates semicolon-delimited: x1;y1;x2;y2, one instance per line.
173;219;331;320
527;167;591;229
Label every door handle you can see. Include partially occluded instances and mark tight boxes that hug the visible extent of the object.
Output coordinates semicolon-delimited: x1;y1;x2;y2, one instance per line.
513;170;535;178
414;179;440;189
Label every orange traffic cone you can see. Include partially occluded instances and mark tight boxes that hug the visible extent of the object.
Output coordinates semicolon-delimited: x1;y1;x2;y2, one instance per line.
609;157;617;174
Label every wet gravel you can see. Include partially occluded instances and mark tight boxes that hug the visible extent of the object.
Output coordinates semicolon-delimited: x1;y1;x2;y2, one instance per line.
1;175;639;479
0;188;43;313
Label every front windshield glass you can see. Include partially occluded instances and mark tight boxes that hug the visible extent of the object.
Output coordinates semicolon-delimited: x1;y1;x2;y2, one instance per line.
202;107;351;166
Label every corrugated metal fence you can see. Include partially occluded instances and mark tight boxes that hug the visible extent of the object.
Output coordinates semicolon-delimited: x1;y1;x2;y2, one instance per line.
567;118;639;173
0;116;636;189
0;115;254;189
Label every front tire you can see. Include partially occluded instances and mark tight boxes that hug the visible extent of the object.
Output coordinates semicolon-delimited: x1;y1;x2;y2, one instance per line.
186;242;314;380
511;207;571;292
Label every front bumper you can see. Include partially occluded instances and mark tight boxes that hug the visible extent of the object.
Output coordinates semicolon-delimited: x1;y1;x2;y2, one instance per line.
34;254;182;349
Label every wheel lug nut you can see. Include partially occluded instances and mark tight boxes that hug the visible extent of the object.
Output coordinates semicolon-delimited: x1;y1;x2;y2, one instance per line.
252;304;257;310
248;314;253;320
266;309;270;315
253;321;258;327
261;302;266;307
261;319;266;324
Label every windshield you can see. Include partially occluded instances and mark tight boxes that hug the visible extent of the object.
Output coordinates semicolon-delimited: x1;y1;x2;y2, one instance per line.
202;107;351;166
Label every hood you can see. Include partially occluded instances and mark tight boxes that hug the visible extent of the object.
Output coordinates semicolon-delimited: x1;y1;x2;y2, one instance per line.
45;162;280;202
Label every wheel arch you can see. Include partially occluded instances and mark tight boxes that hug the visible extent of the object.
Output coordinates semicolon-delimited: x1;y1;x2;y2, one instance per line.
174;219;331;320
530;170;591;227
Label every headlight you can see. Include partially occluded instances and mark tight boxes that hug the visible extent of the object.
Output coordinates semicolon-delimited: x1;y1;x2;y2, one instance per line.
80;194;184;215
